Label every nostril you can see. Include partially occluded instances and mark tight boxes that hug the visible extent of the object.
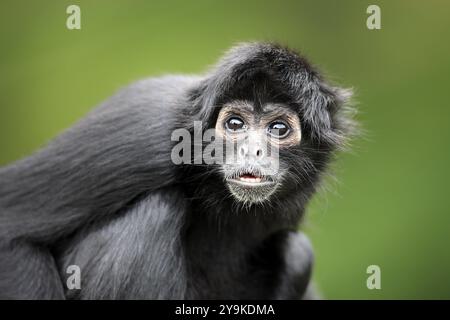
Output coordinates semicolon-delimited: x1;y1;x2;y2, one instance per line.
256;149;263;157
239;147;246;157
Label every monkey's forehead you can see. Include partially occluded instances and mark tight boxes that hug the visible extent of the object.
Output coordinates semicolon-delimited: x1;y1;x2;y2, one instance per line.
220;100;298;116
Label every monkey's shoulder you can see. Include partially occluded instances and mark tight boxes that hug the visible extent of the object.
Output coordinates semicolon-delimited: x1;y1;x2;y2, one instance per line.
101;75;202;111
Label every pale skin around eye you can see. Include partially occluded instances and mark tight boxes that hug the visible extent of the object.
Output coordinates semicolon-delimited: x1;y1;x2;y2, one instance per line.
214;101;302;148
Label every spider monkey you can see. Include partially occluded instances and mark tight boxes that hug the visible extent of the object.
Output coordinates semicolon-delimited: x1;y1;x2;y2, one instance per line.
0;43;354;299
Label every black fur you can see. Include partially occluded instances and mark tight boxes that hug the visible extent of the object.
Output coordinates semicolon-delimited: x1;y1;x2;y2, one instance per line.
0;42;353;299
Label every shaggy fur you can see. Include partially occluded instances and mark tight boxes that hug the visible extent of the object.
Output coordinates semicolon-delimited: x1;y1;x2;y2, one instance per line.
0;42;354;299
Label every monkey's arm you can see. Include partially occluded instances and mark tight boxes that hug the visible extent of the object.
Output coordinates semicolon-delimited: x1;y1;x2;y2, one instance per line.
0;76;195;298
59;190;187;299
0;241;65;299
248;230;313;299
273;231;314;299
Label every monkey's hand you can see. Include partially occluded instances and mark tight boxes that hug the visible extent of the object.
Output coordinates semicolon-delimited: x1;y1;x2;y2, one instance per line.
273;231;314;300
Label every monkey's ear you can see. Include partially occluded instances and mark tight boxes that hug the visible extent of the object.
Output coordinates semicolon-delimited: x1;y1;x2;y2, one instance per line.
302;83;356;150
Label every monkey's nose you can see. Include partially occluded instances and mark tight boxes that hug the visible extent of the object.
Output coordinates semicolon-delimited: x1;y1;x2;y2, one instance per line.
239;144;264;159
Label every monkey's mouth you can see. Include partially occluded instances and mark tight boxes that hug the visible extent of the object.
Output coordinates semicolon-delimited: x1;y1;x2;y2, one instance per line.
225;169;278;203
227;171;275;187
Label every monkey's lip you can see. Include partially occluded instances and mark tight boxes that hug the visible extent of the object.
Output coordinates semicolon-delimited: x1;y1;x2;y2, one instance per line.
227;174;275;187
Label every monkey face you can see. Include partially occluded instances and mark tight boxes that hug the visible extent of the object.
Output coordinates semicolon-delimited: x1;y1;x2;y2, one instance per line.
215;100;302;204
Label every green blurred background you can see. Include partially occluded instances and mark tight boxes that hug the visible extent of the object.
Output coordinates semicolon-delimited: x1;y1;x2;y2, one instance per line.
1;0;449;299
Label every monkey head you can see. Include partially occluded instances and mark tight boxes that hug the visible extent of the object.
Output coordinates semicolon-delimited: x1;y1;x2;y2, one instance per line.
188;43;355;210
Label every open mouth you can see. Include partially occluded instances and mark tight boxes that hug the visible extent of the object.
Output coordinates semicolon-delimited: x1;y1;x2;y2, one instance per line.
227;171;275;186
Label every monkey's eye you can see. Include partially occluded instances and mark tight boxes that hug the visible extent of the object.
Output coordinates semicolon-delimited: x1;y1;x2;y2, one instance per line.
225;116;246;132
267;121;290;138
